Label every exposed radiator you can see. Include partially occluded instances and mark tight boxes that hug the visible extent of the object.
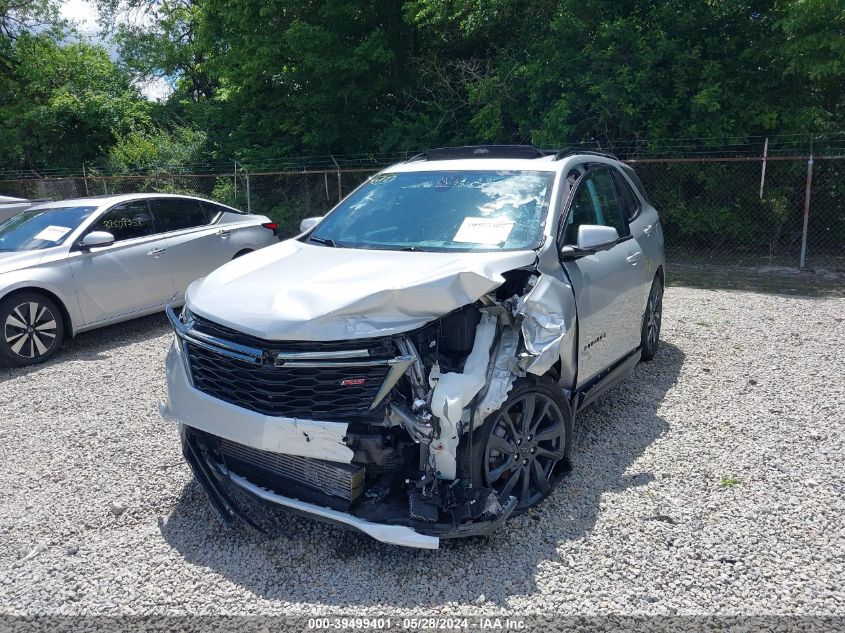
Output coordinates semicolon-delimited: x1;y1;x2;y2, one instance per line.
218;438;365;502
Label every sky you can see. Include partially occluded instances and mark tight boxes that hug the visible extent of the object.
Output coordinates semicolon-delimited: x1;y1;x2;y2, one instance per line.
60;0;173;101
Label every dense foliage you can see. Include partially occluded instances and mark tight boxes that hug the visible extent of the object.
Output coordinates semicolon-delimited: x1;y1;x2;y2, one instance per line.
1;0;843;173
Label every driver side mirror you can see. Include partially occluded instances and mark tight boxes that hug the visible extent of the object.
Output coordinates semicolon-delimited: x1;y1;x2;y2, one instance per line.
80;231;115;249
299;216;323;232
560;225;620;260
577;224;619;250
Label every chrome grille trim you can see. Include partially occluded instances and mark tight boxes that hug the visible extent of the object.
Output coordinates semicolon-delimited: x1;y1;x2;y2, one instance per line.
167;304;263;365
275;349;371;361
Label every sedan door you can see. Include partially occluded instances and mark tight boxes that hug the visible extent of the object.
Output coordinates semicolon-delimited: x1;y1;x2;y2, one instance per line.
68;200;175;325
559;167;645;386
148;197;239;298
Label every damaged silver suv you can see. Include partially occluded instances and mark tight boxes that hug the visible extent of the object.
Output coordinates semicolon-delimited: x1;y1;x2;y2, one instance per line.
161;145;665;549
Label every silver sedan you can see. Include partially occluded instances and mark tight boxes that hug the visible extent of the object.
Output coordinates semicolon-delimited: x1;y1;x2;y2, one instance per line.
0;193;278;366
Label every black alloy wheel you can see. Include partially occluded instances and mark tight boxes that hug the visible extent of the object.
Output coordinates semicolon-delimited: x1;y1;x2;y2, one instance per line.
463;378;572;512
641;275;663;361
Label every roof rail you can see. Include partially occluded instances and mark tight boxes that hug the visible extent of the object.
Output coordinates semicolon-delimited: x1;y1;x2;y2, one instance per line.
551;149;618;161
416;145;547;161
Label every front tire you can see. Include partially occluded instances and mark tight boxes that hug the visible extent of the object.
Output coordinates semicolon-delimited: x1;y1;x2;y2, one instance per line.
461;377;572;513
640;275;663;361
0;292;64;367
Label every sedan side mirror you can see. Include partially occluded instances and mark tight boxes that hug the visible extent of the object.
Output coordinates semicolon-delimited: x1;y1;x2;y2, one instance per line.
80;231;115;249
299;216;323;232
560;225;620;260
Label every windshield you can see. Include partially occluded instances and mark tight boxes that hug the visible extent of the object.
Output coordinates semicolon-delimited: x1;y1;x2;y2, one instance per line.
0;206;96;252
309;170;556;251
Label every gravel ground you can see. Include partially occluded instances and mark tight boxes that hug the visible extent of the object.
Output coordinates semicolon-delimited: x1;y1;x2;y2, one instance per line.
0;286;843;617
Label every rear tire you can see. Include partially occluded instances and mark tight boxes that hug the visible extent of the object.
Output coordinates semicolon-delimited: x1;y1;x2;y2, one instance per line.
461;377;572;513
640;275;663;361
0;291;64;367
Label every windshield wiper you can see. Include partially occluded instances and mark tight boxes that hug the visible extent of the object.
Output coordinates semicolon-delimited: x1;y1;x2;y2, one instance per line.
307;235;343;248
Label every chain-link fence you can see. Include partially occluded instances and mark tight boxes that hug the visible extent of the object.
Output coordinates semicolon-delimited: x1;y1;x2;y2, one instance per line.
632;156;843;271
1;156;842;272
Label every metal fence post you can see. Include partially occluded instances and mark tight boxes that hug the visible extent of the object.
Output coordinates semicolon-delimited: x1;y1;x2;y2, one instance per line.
758;137;768;199
82;162;90;196
244;166;251;214
331;155;342;202
799;154;814;269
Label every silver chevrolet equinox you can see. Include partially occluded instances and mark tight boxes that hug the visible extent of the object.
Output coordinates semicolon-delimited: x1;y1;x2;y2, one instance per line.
162;145;666;549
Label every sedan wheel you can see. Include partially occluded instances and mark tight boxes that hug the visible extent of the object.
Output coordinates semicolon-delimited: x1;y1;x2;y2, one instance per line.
481;386;569;510
0;294;64;366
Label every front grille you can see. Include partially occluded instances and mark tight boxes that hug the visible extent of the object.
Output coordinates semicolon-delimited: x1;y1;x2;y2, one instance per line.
219;438;365;503
186;343;392;420
191;315;395;357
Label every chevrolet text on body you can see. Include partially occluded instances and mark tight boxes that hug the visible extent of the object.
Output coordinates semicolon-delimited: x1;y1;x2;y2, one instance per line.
161;145;666;548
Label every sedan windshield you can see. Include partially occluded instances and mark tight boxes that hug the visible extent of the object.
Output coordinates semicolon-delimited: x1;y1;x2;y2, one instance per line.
0;206;96;252
309;170;556;251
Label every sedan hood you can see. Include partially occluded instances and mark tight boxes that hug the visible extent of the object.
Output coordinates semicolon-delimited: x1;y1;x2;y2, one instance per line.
187;240;537;341
0;250;45;275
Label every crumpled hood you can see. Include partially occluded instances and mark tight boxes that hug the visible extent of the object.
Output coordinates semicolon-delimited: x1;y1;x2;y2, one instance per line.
0;250;45;275
187;240;537;341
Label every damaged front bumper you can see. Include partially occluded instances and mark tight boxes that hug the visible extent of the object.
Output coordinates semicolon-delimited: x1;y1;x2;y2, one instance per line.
163;342;517;549
179;423;517;549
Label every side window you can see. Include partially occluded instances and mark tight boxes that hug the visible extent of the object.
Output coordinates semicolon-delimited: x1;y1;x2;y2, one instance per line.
562;169;629;244
149;198;207;232
613;169;641;221
200;201;233;223
619;164;651;205
91;201;155;242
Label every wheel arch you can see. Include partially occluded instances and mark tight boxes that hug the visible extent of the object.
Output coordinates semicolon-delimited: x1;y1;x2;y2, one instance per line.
233;248;254;259
655;264;665;285
0;286;74;339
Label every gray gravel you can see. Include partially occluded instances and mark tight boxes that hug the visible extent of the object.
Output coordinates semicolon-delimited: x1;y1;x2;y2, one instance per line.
0;286;843;616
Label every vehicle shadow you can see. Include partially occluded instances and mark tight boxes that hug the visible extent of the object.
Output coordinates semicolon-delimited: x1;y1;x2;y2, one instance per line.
0;312;170;384
159;342;684;608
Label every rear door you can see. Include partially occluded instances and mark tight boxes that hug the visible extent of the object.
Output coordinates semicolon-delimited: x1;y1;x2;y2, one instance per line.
149;197;239;297
559;166;644;385
69;200;175;324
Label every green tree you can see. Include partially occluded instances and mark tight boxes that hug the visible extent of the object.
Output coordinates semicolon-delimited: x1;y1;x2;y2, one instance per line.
106;126;207;173
0;33;154;172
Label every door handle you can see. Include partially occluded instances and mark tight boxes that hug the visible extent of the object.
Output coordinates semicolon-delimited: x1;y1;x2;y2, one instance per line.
217;229;231;237
643;224;654;236
147;247;166;256
626;251;643;264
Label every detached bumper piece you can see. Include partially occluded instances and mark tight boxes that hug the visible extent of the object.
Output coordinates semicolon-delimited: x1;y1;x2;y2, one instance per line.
181;427;518;549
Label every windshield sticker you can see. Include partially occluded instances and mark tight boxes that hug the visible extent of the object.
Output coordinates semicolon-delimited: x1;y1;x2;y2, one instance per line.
33;225;72;242
370;174;396;184
453;217;515;245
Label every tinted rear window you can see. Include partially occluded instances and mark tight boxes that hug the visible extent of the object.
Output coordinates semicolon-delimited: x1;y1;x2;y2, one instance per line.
201;201;237;222
149;198;207;232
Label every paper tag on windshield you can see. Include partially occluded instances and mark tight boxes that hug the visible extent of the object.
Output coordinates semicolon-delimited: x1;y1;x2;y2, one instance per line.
453;217;515;245
33;225;72;242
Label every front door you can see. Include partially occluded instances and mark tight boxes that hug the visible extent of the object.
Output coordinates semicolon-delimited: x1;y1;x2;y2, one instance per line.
69;200;175;325
560;167;643;386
